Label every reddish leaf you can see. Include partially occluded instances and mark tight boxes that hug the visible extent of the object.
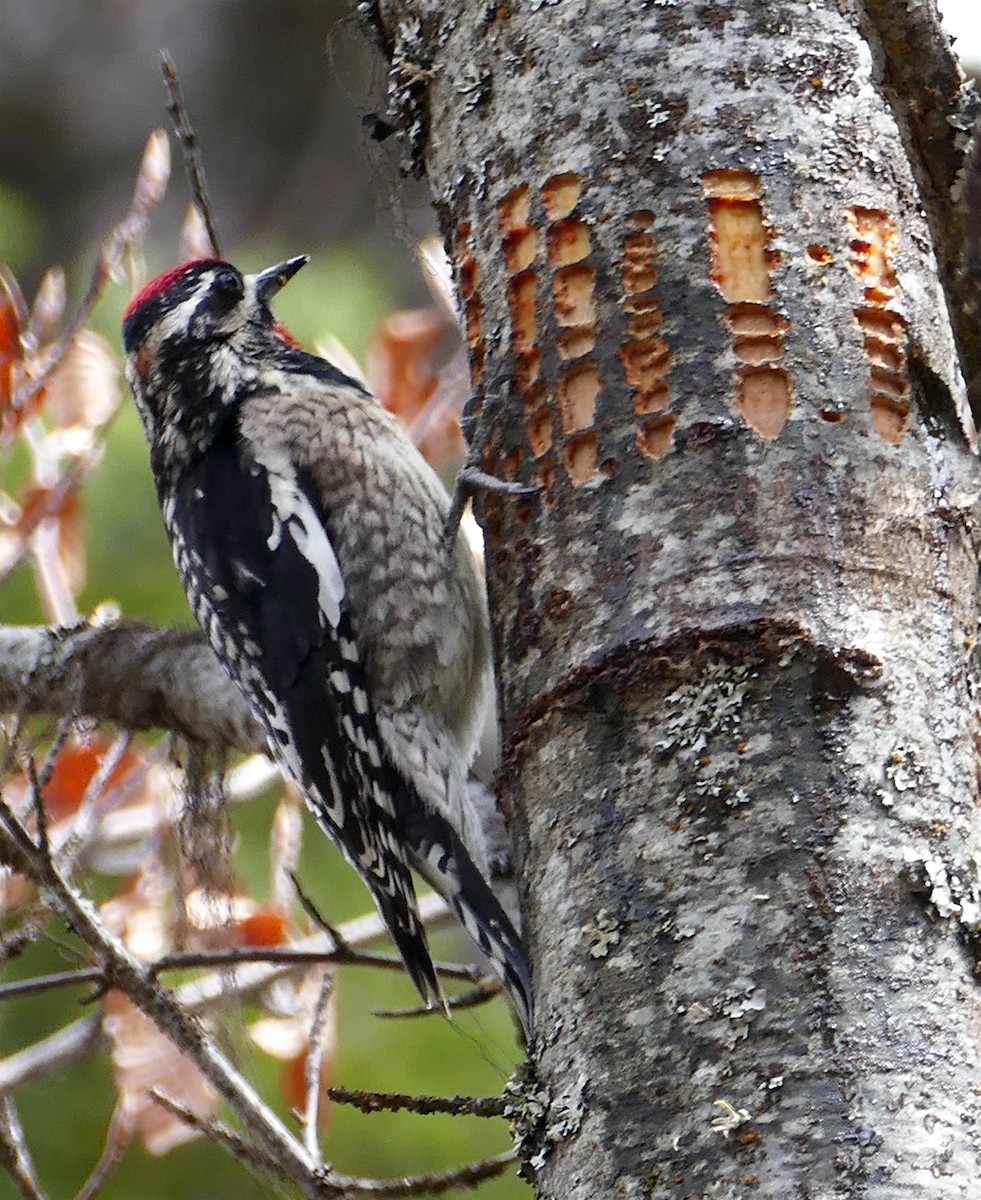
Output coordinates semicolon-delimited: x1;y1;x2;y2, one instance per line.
0;268;25;424
42;737;141;820
238;909;288;947
367;308;465;468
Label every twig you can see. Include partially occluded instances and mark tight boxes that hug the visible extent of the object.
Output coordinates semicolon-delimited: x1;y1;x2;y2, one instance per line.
160;51;222;258
326;1087;505;1119
0;939;479;1005
291;870;349;949
151;944;478;982
25;757;50;860
287;869;480;981
160;891;450;1008
56;732;138;873
73;1103;132;1200
0;1095;46;1200
0;1015;105;1093
373;977;500;1020
0;966;104;1002
11;715;76;869
303;971;334;1164
324;1150;518;1197
150;1089;518;1198
147;1089;281;1181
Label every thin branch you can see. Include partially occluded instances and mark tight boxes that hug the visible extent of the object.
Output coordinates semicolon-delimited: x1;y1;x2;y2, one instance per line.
152;943;478;982
25;756;50;860
0;893;453;1104
160;51;222;257
150;1093;516;1200
0;966;104;1002
324;1150;518;1197
163;891;451;1010
147;1089;285;1183
0;932;478;1006
73;1104;132;1200
25;716;76;861
0;1095;46;1200
303;971;334;1164
373;976;500;1020
326;1087;505;1119
0;1016;105;1093
56;732;137;873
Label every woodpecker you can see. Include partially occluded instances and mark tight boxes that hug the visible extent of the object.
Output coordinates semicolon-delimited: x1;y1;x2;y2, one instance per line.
122;256;532;1036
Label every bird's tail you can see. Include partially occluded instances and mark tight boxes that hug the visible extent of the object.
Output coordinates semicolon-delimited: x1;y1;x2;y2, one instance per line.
399;798;534;1039
298;769;446;1015
364;867;447;1016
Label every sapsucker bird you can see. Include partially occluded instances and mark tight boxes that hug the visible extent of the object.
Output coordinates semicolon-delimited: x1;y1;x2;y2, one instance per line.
122;256;532;1036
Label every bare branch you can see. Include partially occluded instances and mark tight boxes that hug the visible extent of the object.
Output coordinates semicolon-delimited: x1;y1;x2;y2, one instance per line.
0;1016;105;1092
0;622;262;752
0;1095;46;1200
165;891;451;1010
373;976;501;1020
148;1092;518;1198
0;966;104;1002
160;52;222;257
73;1104;131;1200
324;1150;518;1197
0;895;453;1097
327;1087;505;1119
147;1089;294;1186
303;972;334;1164
151;941;478;982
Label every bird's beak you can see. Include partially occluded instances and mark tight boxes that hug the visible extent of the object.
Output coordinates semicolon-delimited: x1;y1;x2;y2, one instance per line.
254;255;309;303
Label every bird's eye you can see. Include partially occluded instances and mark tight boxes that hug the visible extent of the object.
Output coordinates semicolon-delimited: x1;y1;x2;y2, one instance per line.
214;269;243;303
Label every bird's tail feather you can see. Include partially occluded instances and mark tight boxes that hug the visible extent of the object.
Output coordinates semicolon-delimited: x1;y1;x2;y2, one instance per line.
400;800;534;1038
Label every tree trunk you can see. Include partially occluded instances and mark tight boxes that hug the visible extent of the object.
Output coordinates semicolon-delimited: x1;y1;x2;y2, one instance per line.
363;0;981;1194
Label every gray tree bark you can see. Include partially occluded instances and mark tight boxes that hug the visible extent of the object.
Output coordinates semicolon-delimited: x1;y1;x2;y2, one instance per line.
361;0;981;1195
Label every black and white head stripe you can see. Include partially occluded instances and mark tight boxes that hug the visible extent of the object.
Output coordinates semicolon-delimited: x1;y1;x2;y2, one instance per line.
123;259;233;348
122;257;307;355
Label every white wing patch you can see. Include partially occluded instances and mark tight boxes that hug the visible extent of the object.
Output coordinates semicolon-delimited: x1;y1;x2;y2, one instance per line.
251;443;345;628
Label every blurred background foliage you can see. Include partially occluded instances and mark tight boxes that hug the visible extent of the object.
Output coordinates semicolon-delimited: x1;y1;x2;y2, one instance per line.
0;2;526;1197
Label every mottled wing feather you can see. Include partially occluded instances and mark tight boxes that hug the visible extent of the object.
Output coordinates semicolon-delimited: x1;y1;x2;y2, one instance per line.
166;418;442;1005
